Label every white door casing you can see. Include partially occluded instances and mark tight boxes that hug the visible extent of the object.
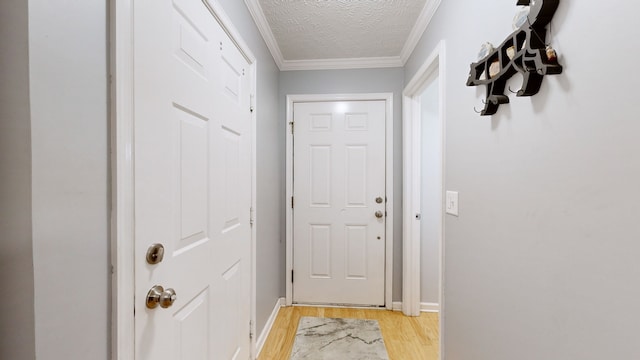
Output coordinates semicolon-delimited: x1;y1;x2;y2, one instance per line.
402;40;446;358
285;94;394;309
112;0;256;358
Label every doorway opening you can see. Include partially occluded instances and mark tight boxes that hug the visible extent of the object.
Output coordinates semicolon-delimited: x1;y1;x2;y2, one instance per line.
402;40;446;356
285;93;394;309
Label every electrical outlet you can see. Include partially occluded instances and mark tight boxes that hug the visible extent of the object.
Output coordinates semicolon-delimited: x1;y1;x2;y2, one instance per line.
446;191;459;216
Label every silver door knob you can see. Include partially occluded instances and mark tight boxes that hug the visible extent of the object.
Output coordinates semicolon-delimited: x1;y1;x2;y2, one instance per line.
375;211;384;219
146;285;177;309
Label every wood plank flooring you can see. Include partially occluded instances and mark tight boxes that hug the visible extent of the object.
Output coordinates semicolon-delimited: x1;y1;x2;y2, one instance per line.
258;306;439;360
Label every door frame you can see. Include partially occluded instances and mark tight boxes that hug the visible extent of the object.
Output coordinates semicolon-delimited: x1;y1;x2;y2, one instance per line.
402;40;446;355
285;93;394;309
110;1;258;359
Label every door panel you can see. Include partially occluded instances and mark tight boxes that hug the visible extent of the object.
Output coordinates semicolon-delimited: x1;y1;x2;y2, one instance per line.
134;0;252;358
345;225;368;279
293;100;386;306
174;290;210;360
345;145;367;206
310;146;331;206
310;224;332;278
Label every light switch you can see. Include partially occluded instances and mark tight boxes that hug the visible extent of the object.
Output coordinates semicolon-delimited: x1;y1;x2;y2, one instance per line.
445;191;459;216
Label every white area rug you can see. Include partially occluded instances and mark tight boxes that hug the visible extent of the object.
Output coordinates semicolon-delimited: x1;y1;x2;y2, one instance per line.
289;317;390;360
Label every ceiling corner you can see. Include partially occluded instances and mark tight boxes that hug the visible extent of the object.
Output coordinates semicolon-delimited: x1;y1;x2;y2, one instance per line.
399;0;443;65
243;0;284;70
280;56;404;72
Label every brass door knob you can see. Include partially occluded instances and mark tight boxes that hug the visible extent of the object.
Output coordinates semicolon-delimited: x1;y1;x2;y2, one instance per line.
146;285;177;309
375;211;384;219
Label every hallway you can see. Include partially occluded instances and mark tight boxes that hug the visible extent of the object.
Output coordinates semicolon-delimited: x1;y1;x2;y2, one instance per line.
4;0;640;359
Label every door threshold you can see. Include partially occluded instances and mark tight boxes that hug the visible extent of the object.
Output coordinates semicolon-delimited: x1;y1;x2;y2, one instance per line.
292;303;386;310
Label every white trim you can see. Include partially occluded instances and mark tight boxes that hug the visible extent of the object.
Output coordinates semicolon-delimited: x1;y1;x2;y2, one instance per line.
256;297;285;357
112;1;258;359
420;302;440;313
243;0;285;69
280;56;403;71
402;41;446;317
401;91;421;316
392;301;440;313
285;93;394;310
391;301;403;312
402;40;446;360
111;0;135;358
399;0;443;64
248;63;258;360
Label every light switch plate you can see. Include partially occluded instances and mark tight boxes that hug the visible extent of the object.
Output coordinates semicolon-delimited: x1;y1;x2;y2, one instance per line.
446;191;459;216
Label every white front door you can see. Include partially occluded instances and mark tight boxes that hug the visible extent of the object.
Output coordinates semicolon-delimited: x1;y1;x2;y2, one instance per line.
292;100;387;306
133;0;252;359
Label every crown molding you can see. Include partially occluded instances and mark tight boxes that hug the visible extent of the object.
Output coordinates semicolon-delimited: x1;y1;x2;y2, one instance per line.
399;0;442;64
244;0;441;71
280;56;404;71
244;0;285;69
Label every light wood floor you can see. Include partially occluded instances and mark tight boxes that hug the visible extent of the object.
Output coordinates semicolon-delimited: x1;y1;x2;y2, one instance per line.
258;306;439;360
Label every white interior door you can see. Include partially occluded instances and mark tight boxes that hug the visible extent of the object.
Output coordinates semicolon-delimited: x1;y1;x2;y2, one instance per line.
292;100;387;306
133;0;252;359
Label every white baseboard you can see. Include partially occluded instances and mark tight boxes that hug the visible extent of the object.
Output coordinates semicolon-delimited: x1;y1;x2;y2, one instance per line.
256;297;285;357
391;301;440;313
420;302;440;313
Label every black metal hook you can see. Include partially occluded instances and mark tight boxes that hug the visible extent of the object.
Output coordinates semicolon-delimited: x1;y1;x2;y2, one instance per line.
473;106;483;114
508;86;518;94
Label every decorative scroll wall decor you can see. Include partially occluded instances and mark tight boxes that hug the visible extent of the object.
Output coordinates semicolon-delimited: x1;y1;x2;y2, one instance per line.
467;0;563;116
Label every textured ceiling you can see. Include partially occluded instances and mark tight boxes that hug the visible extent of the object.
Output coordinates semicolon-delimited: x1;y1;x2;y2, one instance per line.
258;0;428;60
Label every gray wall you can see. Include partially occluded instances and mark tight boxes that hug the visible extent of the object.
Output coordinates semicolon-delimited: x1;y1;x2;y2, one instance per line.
419;76;442;305
0;0;36;359
279;68;405;301
406;1;640;358
29;0;110;358
217;0;283;336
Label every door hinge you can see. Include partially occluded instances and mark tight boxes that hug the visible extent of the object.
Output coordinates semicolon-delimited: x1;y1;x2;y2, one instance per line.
250;94;255;113
289;121;294;134
291;269;294;283
249;320;254;340
291;196;294;208
249;207;254;226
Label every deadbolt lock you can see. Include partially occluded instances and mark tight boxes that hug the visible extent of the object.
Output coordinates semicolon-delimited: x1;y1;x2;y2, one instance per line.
146;243;165;265
146;285;177;309
375;197;383;204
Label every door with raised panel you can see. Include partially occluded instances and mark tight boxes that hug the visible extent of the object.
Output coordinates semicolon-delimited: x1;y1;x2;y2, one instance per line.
292;100;386;306
133;0;252;358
